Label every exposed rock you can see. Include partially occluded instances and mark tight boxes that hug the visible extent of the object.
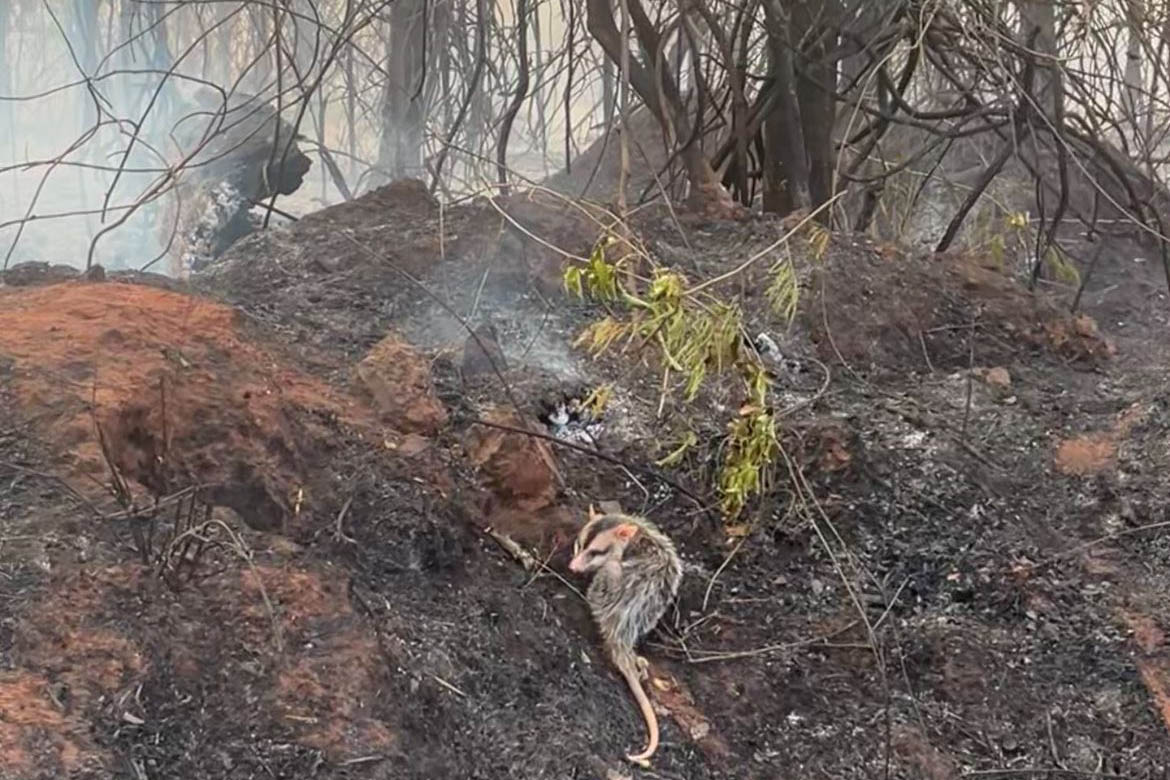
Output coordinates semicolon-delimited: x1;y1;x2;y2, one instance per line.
353;333;448;435
463;406;559;513
984;366;1011;389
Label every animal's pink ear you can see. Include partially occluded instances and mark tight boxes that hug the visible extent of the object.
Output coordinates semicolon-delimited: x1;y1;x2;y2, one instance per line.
588;504;603;523
614;523;639;541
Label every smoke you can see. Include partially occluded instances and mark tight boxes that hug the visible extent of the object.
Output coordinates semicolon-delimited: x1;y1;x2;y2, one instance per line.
0;1;612;275
0;3;335;274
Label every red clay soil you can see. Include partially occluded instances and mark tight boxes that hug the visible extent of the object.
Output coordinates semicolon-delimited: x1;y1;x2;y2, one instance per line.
463;405;580;550
0;672;92;776
0;557;397;776
1053;402;1149;476
1;566;144;775
0;280;490;777
0;281;440;533
1125;608;1170;737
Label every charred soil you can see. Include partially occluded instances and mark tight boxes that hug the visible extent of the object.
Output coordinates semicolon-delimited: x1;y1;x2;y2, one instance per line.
0;183;1169;778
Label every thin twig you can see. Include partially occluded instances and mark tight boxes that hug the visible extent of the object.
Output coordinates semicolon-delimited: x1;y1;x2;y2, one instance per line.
683;620;859;664
702;531;749;613
1032;520;1170;571
333;495;356;544
0;460;104;518
470;417;708;510
431;674;469;698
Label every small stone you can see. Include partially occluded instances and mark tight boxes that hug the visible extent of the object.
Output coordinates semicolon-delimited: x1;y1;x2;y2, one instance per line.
984;366;1011;389
396;433;432;457
353;332;447;434
312;255;341;273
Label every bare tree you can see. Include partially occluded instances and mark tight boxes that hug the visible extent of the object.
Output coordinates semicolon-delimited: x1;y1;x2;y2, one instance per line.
376;0;427;183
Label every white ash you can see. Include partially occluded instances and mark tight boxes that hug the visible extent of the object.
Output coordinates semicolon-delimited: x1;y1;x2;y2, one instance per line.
753;332;804;376
179;181;250;276
543;396;604;447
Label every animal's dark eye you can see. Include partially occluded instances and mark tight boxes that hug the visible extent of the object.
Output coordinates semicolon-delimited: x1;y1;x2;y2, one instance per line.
587;548;607;559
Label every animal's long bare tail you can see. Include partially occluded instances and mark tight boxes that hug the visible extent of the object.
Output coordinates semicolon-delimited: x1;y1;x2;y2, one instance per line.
615;654;658;766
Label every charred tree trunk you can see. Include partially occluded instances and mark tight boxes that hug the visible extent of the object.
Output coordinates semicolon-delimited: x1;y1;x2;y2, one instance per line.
761;0;811;213
1123;0;1147;162
497;0;531;191
793;0;841;218
246;4;272;92
436;0;454;136
1017;0;1069;283
759;0;841;217
431;0;488;191
377;0;426;184
1018;1;1058;118
345;44;358;181
602;56;615;128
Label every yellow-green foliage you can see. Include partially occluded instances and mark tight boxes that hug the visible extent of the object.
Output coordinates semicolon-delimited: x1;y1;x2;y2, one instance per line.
804;221;831;262
978;211;1079;285
656;430;698;468
766;254;800;324
986;210;1030;270
1044;243;1080;285
581;383;613;417
574;316;627;354
564;226;811;519
988;232;1007;269
767;220;823;325
717;364;779;516
564;236;621;302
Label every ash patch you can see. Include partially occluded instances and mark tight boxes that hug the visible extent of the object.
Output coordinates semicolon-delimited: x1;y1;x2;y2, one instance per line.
540;392;605;447
752;331;806;378
179;181;253;275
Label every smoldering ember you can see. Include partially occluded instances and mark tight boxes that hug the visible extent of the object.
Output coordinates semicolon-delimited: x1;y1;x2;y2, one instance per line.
1;2;1169;778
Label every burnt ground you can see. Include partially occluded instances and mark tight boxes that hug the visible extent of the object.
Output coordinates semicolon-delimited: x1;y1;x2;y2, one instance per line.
1;180;1169;779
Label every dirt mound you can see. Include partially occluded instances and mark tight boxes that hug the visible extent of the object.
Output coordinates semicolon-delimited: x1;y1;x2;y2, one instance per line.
4;182;1170;779
492;189;611;294
194;180;609;382
0;281;440;534
807;246;1115;376
192;180;480;363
